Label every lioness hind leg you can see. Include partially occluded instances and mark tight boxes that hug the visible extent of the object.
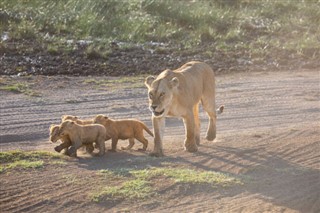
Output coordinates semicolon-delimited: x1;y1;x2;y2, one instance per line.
182;112;198;152
121;138;135;150
193;104;201;145
202;100;217;141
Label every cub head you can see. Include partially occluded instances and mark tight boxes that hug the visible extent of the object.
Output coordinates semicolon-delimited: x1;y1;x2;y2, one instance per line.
61;115;78;122
145;71;179;117
49;125;61;143
93;114;109;125
59;120;75;135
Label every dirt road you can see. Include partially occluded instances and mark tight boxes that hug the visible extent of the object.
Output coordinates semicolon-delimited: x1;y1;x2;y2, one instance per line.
0;70;319;212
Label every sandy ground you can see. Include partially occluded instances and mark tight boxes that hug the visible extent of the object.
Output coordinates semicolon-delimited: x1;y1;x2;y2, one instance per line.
0;70;319;212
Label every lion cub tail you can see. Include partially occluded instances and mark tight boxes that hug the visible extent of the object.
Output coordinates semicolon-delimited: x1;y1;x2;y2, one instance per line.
216;105;224;115
141;123;154;137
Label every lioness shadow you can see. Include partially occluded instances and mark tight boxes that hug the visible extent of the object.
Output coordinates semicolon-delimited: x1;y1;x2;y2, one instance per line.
175;142;320;212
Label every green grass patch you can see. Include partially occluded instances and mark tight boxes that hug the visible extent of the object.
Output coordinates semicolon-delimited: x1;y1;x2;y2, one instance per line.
0;150;66;173
0;83;41;97
131;167;241;186
92;179;154;202
6;160;44;170
83;76;145;90
93;166;241;202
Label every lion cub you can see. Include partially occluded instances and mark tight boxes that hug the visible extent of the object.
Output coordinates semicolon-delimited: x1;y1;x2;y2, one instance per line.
49;125;94;155
58;120;107;157
93;114;153;151
61;115;93;125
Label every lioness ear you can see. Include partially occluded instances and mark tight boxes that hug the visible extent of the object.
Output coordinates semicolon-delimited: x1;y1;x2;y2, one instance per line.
170;77;179;88
145;76;155;88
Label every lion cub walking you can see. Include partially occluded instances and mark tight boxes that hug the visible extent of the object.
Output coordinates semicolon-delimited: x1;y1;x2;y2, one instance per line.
58;120;107;157
93;114;153;151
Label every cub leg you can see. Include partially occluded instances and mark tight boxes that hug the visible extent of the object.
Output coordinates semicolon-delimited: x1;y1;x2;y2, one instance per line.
135;134;148;151
54;141;71;153
85;143;94;154
109;137;118;152
67;140;82;157
96;139;105;156
121;138;135;150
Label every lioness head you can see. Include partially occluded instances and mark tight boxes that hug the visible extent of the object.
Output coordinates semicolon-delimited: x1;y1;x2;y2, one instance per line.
93;114;109;125
145;70;179;117
49;125;61;143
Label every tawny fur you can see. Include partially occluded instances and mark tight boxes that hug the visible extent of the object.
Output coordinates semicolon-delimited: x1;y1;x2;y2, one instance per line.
61;115;94;125
58;121;106;157
145;61;223;157
49;124;94;155
93;114;153;151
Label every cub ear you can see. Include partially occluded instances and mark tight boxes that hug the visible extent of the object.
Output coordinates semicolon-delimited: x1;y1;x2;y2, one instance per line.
170;77;179;88
61;115;66;120
145;76;155;88
104;116;109;119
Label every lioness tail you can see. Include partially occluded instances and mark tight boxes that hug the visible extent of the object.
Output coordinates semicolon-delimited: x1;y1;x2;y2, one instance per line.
217;105;224;114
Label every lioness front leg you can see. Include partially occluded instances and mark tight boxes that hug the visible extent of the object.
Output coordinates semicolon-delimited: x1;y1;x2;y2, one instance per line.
150;116;165;157
183;112;198;152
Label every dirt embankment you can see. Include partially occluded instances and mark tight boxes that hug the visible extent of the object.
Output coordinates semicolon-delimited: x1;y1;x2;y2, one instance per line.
0;70;319;212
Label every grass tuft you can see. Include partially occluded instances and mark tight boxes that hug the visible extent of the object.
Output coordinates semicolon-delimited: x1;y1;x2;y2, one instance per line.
93;166;241;202
0;150;66;173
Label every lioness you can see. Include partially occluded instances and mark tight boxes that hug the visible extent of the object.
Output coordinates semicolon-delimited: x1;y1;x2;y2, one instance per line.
58;121;106;157
145;61;223;157
93;114;153;151
49;125;94;154
61;115;93;125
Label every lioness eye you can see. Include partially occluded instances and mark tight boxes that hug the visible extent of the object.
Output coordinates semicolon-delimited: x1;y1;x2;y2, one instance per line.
160;92;165;97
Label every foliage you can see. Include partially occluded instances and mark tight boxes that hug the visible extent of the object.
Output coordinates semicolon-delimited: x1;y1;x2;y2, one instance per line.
93;166;241;202
1;0;319;53
0;150;66;173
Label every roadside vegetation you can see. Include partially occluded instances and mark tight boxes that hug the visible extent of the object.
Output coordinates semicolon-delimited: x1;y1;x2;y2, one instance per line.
0;150;66;173
0;0;319;75
92;166;242;202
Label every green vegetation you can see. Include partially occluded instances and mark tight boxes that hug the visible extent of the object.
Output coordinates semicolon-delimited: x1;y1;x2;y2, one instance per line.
0;150;66;173
0;82;41;96
92;166;241;202
83;76;145;90
1;0;319;55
